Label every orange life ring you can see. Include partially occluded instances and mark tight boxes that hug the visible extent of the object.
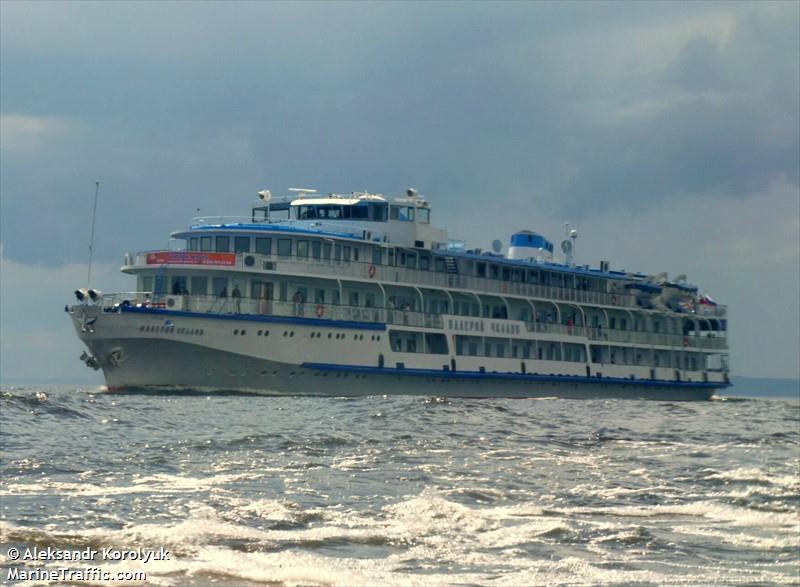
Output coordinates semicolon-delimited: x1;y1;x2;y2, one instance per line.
368;264;377;278
316;304;325;318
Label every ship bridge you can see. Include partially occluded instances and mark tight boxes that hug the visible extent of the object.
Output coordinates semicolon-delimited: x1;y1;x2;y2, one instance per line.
183;188;448;250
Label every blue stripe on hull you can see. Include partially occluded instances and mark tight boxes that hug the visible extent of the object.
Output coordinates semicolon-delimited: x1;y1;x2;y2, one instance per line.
302;362;730;390
119;306;386;330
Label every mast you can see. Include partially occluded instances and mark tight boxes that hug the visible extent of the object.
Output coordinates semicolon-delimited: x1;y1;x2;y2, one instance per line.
87;180;99;287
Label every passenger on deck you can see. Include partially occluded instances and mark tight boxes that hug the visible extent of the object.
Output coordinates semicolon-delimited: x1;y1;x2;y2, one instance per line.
293;290;305;316
232;285;242;313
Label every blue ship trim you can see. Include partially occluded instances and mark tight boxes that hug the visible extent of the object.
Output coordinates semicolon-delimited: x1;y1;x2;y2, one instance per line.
176;224;365;241
119;305;386;330
301;362;731;388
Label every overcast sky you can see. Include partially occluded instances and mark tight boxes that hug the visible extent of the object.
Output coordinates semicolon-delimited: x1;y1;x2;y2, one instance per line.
1;1;798;381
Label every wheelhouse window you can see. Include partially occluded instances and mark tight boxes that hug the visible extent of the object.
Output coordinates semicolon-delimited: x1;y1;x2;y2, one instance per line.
215;236;230;252
390;205;415;221
255;238;271;255
141;276;153;293
277;239;292;257
234;236;250;253
200;236;212;251
418;208;430;223
351;205;369;220
419;255;430;270
189;238;198;251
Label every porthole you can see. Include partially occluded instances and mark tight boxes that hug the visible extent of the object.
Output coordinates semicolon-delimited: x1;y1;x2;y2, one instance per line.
264;331;269;336
283;331;288;337
328;333;332;338
290;332;294;337
258;330;263;336
241;330;246;336
234;329;239;335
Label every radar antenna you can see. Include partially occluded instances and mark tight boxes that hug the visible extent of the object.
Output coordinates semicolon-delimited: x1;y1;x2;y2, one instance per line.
288;187;317;198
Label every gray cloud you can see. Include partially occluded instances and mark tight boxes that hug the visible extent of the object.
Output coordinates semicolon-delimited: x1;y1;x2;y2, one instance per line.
0;2;798;378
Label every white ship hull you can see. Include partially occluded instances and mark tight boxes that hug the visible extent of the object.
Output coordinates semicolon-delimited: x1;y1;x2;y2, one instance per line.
70;306;721;400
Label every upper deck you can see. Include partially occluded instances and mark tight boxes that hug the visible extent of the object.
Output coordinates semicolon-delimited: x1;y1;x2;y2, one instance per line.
129;187;727;323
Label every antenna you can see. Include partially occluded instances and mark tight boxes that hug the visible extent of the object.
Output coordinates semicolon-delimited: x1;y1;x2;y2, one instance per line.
288;187;317;198
87;181;100;287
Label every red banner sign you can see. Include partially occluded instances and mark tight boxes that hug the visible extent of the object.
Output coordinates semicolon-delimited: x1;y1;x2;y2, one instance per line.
146;251;236;266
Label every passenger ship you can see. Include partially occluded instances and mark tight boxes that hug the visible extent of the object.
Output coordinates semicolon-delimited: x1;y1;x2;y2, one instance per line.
68;188;730;399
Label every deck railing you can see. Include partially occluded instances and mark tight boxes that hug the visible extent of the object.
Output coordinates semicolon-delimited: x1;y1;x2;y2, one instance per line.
127;250;647;309
102;291;727;350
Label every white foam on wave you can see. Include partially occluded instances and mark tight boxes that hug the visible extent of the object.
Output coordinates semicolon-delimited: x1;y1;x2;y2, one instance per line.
706;467;800;490
4;487;798;586
0;471;263;498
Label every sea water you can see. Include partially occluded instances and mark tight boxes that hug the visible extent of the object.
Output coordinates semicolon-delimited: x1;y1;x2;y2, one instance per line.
1;387;798;585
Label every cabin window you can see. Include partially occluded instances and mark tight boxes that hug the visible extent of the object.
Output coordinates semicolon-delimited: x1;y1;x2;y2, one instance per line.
234;237;250;253
215;236;230;252
349;292;359;306
418;208;430;223
334;245;341;261
277;239;292;257
502;267;510;281
191;276;208;295
255;238;272;255
390;205;415;221
311;241;322;259
372;247;382;265
200;237;212;251
297;205;318;220
189;238;198;251
141;276;153;293
425;333;448;354
323;242;332;260
297;240;309;258
406;254;417;269
476;263;486;277
315;289;325;304
343;246;351;261
212;277;228;297
353;247;359;262
171;276;188;295
351;205;369;220
435;257;446;272
388;248;396;266
419;255;430;271
490;265;500;280
371;203;388;221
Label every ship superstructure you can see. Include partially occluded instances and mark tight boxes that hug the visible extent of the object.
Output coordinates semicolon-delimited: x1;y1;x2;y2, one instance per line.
68;188;729;399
